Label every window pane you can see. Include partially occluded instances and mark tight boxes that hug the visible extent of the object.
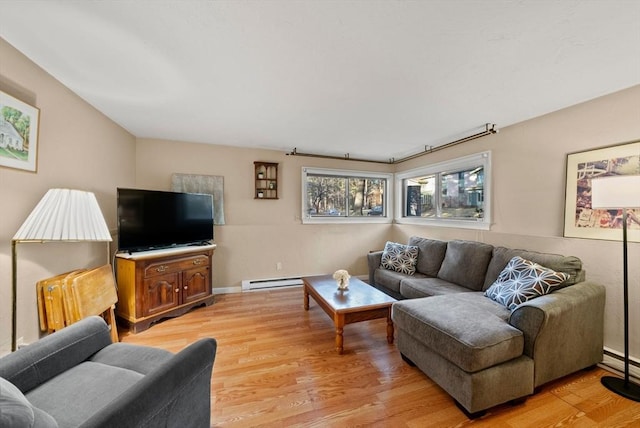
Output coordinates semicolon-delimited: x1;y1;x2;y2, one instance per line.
395;151;490;229
305;173;387;219
440;167;484;219
404;175;436;217
306;175;347;216
350;178;386;216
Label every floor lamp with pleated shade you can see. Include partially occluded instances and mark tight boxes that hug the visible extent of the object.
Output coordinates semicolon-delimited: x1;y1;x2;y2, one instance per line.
591;175;640;401
11;189;112;351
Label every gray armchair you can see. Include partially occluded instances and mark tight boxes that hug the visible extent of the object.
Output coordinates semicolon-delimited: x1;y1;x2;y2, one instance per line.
0;316;217;428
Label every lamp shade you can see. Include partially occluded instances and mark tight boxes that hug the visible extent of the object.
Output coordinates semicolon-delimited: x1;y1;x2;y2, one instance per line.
13;188;112;242
591;175;640;209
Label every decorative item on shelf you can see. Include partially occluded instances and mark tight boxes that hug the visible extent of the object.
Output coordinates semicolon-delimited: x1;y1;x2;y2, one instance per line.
257;172;264;179
333;269;351;290
591;174;640;402
269;182;275;190
257;190;264;198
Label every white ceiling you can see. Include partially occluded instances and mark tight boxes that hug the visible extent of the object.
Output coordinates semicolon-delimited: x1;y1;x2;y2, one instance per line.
1;1;639;162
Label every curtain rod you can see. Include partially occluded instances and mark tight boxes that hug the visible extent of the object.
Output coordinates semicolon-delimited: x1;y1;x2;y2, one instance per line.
286;123;498;165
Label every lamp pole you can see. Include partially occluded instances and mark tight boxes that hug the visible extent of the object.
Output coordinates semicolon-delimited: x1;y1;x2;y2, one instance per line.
601;207;640;400
11;240;18;352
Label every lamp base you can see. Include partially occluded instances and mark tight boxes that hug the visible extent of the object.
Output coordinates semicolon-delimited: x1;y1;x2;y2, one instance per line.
601;376;640;402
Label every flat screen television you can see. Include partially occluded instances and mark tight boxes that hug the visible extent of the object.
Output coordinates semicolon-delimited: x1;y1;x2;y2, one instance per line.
117;188;214;253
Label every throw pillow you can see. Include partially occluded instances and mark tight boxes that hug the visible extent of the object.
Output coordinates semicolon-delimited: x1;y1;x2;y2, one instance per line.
380;241;419;275
0;377;34;427
437;240;493;291
408;236;447;277
0;377;59;428
484;256;569;310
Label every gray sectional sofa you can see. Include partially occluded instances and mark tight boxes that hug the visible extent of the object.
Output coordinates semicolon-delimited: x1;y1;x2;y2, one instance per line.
367;236;605;416
0;316;217;427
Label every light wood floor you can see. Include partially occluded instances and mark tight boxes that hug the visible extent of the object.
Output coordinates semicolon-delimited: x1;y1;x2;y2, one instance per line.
119;288;640;427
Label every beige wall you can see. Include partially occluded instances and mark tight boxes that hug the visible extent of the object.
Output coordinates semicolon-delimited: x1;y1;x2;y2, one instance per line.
0;38;136;352
134;140;394;289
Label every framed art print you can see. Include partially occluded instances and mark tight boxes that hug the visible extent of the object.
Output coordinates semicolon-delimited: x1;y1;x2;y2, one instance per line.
0;90;40;172
564;140;640;242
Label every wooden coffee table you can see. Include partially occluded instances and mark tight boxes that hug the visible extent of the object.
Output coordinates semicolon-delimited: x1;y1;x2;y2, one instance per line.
302;275;397;354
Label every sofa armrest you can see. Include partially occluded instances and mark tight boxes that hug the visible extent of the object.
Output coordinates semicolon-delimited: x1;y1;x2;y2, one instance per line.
0;316;112;393
509;281;605;387
79;338;217;428
367;250;383;285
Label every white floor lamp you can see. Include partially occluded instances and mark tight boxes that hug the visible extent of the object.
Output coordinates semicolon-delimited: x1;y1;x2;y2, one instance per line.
591;175;640;401
11;189;112;352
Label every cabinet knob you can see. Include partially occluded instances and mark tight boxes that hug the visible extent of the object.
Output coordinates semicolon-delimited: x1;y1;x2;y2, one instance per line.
175;288;180;293
184;286;188;290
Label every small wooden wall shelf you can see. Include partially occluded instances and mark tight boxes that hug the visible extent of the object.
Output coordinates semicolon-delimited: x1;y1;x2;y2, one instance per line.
254;161;279;199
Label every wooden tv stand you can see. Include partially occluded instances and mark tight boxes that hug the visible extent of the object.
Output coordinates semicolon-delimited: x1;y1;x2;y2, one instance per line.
115;244;216;333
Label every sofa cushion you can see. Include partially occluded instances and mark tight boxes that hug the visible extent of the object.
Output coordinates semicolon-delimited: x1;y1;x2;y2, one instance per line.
483;246;584;291
88;343;173;374
0;377;58;428
381;241;419;275
399;277;472;299
408;236;448;276
437;240;493;291
392;294;522;372
374;268;428;294
485;256;570;310
25;362;144;427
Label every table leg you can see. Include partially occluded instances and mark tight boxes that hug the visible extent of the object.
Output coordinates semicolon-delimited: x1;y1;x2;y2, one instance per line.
387;311;394;344
335;315;345;354
303;285;309;310
336;327;344;354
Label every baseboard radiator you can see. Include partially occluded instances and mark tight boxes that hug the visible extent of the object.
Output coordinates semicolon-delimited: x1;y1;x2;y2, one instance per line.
241;276;304;292
600;347;640;383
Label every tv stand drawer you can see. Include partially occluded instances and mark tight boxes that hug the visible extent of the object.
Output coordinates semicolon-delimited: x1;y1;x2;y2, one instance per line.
144;255;209;278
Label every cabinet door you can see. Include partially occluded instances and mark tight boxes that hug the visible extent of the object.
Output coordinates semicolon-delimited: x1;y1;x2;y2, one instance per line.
182;267;210;304
143;272;180;316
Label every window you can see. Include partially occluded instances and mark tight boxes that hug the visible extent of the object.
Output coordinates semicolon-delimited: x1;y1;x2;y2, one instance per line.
302;167;393;223
395;151;491;229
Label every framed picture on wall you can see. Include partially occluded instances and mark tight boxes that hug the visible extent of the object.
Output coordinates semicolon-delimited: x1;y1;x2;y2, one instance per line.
564;140;640;242
0;90;40;172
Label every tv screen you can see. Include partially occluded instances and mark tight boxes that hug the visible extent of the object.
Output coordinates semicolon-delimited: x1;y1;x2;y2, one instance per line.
117;188;214;252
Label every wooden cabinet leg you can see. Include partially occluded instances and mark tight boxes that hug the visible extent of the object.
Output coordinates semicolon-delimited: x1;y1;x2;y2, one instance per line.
387;311;394;344
303;286;310;310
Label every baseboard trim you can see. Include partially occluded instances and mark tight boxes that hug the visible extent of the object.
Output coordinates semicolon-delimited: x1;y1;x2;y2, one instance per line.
213;274;367;295
213;286;241;295
599;347;640;384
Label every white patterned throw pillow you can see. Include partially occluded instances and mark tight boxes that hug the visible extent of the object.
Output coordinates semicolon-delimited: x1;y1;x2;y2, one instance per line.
380;241;419;275
485;256;569;310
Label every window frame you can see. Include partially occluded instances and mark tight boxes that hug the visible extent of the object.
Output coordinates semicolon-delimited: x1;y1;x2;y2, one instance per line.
394;151;492;230
301;167;393;224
